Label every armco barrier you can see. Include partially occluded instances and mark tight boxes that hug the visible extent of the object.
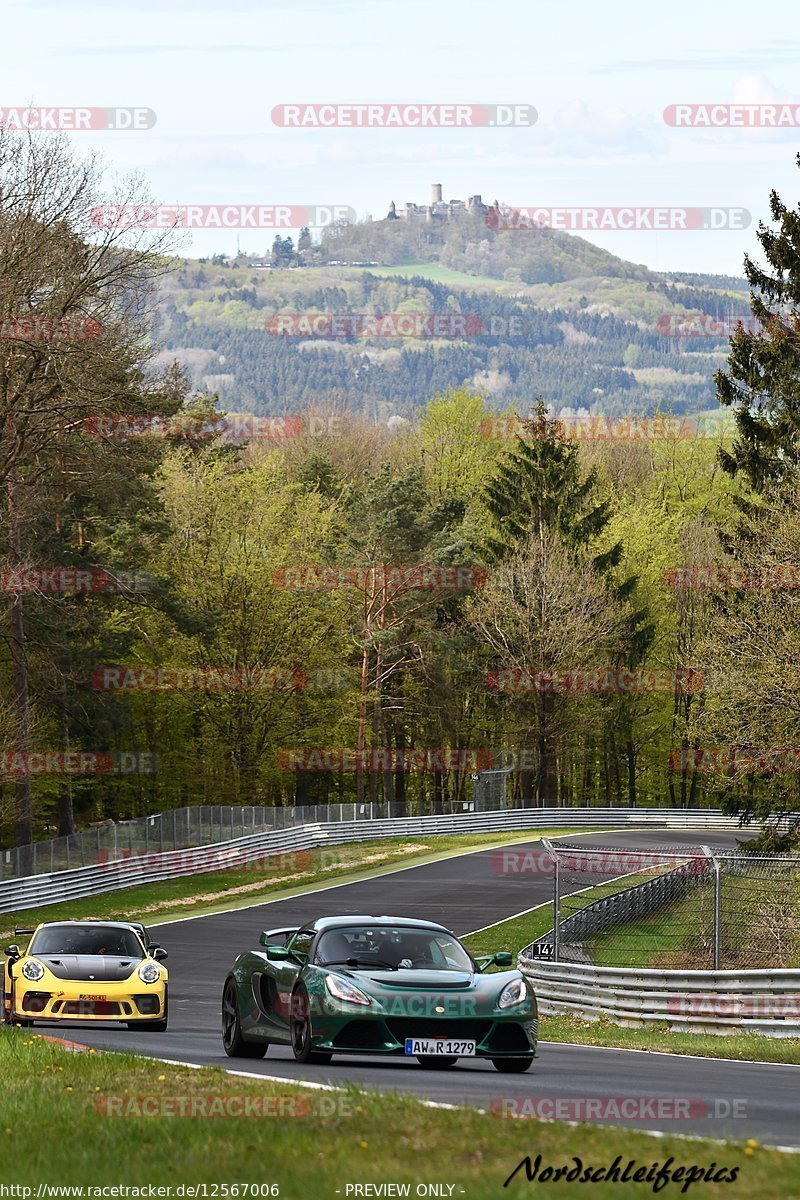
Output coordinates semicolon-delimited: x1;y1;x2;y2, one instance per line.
0;807;746;916
518;957;800;1037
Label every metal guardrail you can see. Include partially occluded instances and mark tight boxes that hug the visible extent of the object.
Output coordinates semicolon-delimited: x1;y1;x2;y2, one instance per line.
0;806;745;916
519;958;800;1037
7;797;787;881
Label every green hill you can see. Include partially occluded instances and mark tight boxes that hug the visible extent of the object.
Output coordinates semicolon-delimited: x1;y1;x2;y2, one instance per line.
153;211;750;420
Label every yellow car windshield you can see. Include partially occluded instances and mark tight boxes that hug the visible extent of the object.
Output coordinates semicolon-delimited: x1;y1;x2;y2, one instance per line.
30;925;144;957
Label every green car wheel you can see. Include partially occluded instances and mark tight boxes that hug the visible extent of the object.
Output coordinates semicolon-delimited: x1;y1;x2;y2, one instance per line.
493;1055;534;1073
291;986;333;1064
223;979;267;1059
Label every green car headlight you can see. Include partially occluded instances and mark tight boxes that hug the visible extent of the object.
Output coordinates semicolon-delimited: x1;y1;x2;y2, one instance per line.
498;978;527;1009
138;962;160;984
324;974;371;1006
21;959;45;982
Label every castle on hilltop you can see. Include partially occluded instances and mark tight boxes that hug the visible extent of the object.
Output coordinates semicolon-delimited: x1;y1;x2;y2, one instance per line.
386;184;495;223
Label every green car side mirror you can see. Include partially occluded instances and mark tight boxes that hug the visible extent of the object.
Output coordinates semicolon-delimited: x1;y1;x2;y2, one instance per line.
266;945;290;960
493;952;513;967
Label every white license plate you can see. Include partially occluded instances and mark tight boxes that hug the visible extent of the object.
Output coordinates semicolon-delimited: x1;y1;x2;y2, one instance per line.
404;1038;476;1057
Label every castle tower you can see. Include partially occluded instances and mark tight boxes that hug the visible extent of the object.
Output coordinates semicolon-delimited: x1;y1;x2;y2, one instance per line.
431;183;443;204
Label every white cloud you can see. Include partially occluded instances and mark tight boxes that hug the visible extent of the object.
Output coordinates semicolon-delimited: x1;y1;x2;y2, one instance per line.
547;100;667;158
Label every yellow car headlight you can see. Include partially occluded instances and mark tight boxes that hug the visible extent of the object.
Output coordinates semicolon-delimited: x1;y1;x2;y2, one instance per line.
138;962;160;984
21;959;45;982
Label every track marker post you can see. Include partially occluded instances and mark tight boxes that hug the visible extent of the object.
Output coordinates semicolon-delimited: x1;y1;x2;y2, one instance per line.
541;837;560;962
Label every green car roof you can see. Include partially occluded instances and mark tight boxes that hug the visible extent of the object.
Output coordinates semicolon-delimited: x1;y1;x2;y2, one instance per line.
303;915;452;933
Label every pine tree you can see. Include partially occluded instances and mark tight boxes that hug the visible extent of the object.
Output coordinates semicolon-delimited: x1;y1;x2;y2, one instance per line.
716;153;800;494
479;400;653;802
484;400;621;570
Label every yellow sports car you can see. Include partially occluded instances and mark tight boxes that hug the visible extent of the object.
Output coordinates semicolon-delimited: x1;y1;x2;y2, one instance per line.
3;920;168;1030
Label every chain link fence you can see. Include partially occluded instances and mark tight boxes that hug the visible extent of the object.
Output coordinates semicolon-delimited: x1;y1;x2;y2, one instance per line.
2;793;493;880
472;768;514;809
1;803;405;880
531;840;800;971
4;796;795;885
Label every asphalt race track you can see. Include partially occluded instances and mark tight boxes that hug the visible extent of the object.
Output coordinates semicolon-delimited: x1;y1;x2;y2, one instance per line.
31;827;800;1150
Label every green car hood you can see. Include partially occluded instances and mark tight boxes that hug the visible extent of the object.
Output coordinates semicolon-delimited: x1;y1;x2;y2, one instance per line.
349;968;475;989
328;966;523;998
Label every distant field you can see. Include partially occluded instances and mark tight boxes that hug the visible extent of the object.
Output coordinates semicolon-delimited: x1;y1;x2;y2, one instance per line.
347;261;515;289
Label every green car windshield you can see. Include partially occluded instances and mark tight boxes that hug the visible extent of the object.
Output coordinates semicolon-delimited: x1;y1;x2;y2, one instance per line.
314;925;475;972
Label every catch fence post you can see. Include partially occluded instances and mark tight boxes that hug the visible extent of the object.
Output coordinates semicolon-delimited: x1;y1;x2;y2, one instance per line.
542;837;560;962
702;844;720;970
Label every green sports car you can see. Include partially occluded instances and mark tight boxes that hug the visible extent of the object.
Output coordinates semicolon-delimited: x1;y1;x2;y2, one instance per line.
221;914;537;1072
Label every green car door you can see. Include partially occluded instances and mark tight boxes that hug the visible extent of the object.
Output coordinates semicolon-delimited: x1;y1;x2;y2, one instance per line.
261;928;314;1039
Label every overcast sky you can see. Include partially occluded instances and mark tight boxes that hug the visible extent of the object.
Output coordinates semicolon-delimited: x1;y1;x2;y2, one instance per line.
6;0;800;276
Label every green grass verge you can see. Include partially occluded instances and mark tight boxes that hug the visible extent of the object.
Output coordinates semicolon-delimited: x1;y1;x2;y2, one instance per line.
462;904;553;959
0;828;581;939
583;875;800;971
539;1015;800;1064
584;889;711;968
3;1028;793;1194
461;868;662;961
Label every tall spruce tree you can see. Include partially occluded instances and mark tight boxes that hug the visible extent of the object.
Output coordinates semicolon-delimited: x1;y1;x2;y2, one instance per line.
479;401;652;801
716;154;800;494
